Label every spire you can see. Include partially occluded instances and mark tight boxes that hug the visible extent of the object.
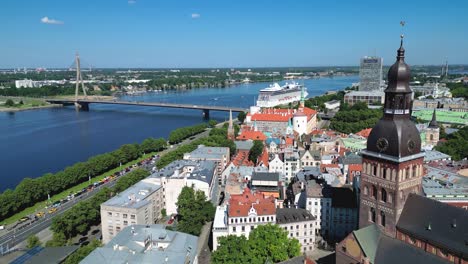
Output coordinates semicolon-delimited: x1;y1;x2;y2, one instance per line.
227;110;235;140
429;109;438;128
397;34;405;61
299;84;305;108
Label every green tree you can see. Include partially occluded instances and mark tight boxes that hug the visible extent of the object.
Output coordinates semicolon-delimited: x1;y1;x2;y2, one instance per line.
63;239;101;264
435;126;468;160
176;186;215;236
212;224;301;264
26;235;41;249
208;119;218;127
248;140;264;164
237;111;247;123
212;235;251;264
161;208;167;218
4;99;14;107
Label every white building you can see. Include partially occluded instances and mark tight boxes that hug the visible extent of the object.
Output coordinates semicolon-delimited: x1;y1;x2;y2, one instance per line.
151;159;218;215
15;79;35;88
100;178;163;244
276;208;317;253
183;145;230;184
212;188;276;251
294;181;332;239
324;100;341;111
269;154;284;175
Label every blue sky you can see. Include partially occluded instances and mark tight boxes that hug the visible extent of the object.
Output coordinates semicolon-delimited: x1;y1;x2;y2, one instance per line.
1;0;467;68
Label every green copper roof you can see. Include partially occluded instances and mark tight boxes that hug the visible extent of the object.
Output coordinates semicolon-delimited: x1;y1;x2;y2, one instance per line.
412;110;467;125
353;224;381;263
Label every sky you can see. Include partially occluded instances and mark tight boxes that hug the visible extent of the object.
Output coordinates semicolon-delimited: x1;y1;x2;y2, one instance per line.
1;0;467;68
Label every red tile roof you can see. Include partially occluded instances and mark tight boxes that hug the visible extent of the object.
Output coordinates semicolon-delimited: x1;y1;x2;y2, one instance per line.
231;150;254;167
257;147;269;167
348;164;363;172
249;107;316;122
320;163;340;172
356;128;372;138
236;130;267;141
228;188;276;217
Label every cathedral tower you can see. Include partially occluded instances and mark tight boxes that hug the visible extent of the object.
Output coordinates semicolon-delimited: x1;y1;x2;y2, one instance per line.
425;109;440;147
359;37;425;237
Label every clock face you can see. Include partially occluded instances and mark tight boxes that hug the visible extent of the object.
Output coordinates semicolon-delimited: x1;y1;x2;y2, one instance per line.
376;138;389;152
408;139;416;152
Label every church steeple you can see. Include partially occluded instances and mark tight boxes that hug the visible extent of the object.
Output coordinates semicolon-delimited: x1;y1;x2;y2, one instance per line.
299;84;305;108
360;33;426;238
227;110;235;140
383;35;413;117
428;109;438;128
367;36;421;158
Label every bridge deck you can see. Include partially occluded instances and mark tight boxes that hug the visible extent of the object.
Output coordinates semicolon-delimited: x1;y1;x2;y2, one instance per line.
46;99;246;112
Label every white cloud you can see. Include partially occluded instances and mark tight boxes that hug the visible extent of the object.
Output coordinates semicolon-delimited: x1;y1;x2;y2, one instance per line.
191;13;200;19
128;0;137;4
40;17;64;25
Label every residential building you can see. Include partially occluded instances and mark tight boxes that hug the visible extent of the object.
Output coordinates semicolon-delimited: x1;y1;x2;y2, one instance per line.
212;188;276;250
250;171;281;198
151;159;218;215
329;186;359;242
284;151;301;183
300;150;321;168
293;181;332;239
100;178;163;244
81;225;199;264
277;208;317;253
269;154;285;175
183;145;230;184
422;166;468;209
359;56;383;91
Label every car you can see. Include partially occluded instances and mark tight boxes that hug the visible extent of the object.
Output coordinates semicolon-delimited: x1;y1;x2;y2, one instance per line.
19;216;30;223
48;208;57;214
36;212;45;218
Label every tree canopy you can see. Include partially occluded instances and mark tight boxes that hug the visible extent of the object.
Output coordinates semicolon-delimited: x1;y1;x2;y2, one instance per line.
435;126;468;160
26;235;41;249
212;224;301;264
248;140;264;164
176;186;215;236
237;111;247;123
63;239;101;264
330;102;382;134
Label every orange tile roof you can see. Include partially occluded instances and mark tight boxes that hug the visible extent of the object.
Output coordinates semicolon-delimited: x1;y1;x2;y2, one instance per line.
356;128;372;138
228;188;276;217
231;150;254;167
257;147;269;167
236;130;267;141
348;164;363;172
285;137;294;146
249;107;316;122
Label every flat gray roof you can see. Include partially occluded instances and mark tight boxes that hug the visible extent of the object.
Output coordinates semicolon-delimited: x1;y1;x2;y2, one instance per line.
81;225;198;264
103;180;161;209
185;145;229;160
151;159;217;185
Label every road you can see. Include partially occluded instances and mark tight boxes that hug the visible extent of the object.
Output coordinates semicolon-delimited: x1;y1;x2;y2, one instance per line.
0;125;219;254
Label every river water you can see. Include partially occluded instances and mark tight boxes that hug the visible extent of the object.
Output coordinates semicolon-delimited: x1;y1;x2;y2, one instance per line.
0;76;358;191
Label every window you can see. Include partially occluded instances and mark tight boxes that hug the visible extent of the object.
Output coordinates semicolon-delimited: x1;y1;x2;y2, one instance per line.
296;225;299;229
381;188;387;203
370;208;376;222
123;214;128;219
241;226;245;232
364;186;369;195
381;211;386;227
108;212;112;216
130;215;135;220
373;165;377;176
413;166;417;178
372;185;377;199
233;226;236;232
382;168;387;179
123;221;128;226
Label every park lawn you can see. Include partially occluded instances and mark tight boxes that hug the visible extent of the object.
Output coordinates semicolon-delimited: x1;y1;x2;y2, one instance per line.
1;151;158;226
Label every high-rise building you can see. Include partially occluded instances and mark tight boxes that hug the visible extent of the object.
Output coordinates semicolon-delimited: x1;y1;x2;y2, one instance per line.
359;38;425;238
359;56;383;91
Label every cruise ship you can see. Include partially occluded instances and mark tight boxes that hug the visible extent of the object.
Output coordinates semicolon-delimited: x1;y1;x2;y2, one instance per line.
256;82;308;108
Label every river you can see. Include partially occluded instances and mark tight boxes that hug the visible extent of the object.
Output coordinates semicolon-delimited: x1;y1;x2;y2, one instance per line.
0;76;358;191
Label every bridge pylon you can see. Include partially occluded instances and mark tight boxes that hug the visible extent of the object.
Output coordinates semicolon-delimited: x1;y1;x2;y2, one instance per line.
74;52;87;110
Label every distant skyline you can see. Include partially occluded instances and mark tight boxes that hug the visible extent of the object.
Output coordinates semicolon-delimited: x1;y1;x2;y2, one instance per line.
1;0;467;68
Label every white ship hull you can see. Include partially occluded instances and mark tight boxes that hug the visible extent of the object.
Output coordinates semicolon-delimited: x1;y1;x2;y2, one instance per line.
256;82;308;108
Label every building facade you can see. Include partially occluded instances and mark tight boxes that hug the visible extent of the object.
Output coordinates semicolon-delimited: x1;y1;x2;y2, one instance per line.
359;39;425;238
276;208;317;253
359;56;383;91
100;178;163;244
